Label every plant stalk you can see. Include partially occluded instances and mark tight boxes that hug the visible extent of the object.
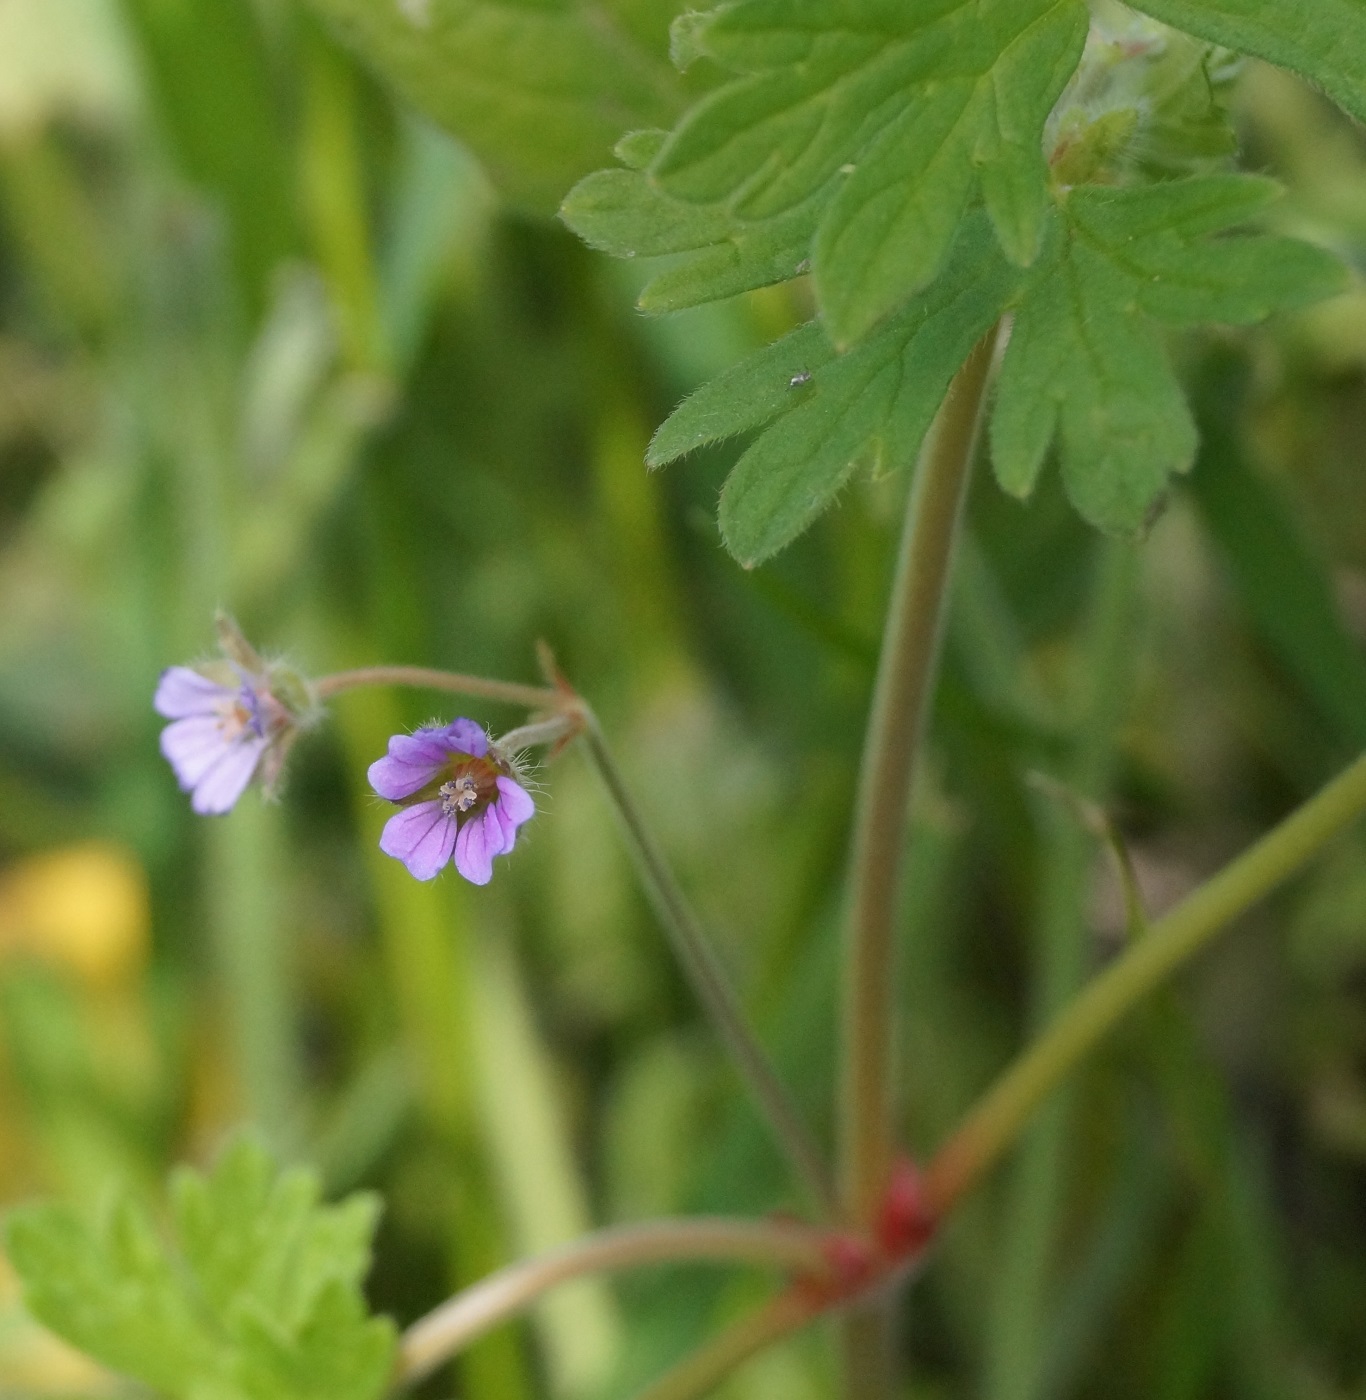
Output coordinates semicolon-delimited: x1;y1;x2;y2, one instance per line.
924;745;1366;1217
578;716;837;1217
836;329;999;1398
838;326;999;1226
395;1218;831;1389
315;665;557;710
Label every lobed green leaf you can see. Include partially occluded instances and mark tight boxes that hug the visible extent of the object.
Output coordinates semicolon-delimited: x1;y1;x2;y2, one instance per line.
560;164;820;310
991;177;1347;533
648;214;1023;566
4;1137;394;1400
651;0;1089;344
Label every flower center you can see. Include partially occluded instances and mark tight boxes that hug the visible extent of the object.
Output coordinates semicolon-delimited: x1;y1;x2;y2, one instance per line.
438;758;499;820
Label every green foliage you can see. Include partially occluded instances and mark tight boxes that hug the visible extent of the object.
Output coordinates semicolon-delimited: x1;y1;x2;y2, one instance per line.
1131;0;1366;124
560;143;821;313
991;176;1345;531
570;0;1089;343
649;213;1021;564
4;1139;394;1400
559;0;1360;562
304;0;687;213
648;177;1343;558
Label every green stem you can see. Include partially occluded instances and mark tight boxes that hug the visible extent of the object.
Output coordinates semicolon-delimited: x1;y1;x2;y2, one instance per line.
578;717;837;1218
838;327;999;1225
837;329;999;1399
315;665;557;710
925;746;1366;1217
628;1292;817;1400
395;1218;831;1390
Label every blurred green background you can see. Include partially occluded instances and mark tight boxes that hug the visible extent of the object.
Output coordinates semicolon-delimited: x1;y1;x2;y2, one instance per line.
1;3;1365;1398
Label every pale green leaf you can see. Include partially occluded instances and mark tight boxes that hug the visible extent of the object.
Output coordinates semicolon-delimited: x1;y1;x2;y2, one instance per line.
4;1138;394;1400
1131;0;1366;124
172;1138;380;1334
304;0;686;213
991;177;1347;532
6;1198;210;1394
652;0;1088;343
227;1283;395;1400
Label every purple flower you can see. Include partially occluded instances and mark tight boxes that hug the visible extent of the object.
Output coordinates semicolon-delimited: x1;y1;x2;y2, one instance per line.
368;718;535;885
155;665;290;815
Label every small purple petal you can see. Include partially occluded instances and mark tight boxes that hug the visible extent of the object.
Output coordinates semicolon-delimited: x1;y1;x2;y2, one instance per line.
367;728;455;800
160;716;234;790
379;801;457;881
454;814;495;885
494;776;535;827
441;718;488;758
190;736;268;815
484;801;515;855
154;667;232;719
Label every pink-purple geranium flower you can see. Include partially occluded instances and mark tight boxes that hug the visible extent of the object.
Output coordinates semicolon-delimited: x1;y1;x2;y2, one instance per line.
368;718;535;885
155;665;292;815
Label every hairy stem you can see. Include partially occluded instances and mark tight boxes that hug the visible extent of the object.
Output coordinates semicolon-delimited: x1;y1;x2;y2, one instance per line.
395;1218;831;1389
837;329;999;1398
315;665;557;710
838;327;999;1224
628;1292;817;1400
925;746;1366;1216
578;717;837;1217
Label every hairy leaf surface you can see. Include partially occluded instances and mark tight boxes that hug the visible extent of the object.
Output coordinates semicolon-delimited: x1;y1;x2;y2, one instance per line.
991;176;1346;532
560;158;822;311
5;1139;394;1400
650;0;1089;344
651;215;1023;565
305;0;686;213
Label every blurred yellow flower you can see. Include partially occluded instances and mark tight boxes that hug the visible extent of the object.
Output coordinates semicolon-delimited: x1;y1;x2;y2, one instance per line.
0;843;148;987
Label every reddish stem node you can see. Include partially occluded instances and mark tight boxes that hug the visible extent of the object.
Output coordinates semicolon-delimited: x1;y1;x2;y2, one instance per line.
876;1156;937;1261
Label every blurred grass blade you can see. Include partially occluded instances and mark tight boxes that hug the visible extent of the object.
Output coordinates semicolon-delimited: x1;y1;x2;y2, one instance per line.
204;800;301;1149
122;0;296;313
467;927;622;1399
1187;351;1366;750
986;541;1139;1400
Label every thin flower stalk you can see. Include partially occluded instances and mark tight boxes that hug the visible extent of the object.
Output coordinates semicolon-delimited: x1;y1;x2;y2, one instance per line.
315;665;558;710
576;712;837;1218
924;745;1366;1218
394;1218;834;1390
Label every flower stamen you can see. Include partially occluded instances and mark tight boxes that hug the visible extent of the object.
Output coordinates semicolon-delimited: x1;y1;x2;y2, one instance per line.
440;774;480;817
